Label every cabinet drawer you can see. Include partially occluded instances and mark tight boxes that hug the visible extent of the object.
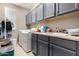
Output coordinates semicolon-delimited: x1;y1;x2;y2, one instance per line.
50;37;76;51
50;44;76;56
32;33;37;38
38;35;48;42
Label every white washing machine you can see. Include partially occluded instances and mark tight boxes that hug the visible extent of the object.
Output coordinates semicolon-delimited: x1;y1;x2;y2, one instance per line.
18;30;31;53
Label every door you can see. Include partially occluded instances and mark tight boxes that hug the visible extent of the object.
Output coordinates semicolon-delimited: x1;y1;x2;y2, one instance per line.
44;3;55;19
5;7;16;29
38;40;48;56
50;44;76;56
32;37;38;55
57;3;79;15
36;4;43;21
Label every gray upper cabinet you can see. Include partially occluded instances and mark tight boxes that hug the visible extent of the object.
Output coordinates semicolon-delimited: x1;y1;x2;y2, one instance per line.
26;3;79;24
44;3;55;19
57;3;79;15
26;13;32;24
36;4;43;21
31;10;36;23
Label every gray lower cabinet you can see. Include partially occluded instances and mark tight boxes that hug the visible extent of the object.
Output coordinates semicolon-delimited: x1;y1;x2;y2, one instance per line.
32;36;38;55
50;44;76;56
37;40;49;56
31;34;79;56
36;4;43;21
57;3;79;15
44;3;55;19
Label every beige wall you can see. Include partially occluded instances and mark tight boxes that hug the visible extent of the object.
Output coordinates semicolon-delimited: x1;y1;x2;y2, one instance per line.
15;7;27;29
0;4;5;20
0;3;28;39
46;11;79;29
32;11;79;30
0;3;28;30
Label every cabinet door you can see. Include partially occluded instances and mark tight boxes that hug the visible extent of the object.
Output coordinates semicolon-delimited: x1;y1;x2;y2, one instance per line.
32;37;38;55
31;10;36;23
26;13;32;24
77;42;79;56
50;44;76;56
57;3;79;15
44;3;55;19
38;40;48;56
36;4;43;21
50;37;76;51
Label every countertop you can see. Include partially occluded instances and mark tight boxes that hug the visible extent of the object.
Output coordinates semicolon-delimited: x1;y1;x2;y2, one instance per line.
32;32;79;42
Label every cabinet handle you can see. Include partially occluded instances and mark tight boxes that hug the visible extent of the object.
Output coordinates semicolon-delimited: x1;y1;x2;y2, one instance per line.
75;3;78;8
58;3;59;13
50;44;75;53
38;40;48;45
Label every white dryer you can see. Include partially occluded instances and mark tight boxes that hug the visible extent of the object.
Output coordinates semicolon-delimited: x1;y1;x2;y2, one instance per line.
18;30;31;53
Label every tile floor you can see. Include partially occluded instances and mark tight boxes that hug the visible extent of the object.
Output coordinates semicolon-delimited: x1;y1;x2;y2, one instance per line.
11;39;34;56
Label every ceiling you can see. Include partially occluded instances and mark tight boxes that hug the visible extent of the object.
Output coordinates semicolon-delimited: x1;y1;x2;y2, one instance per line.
13;3;37;10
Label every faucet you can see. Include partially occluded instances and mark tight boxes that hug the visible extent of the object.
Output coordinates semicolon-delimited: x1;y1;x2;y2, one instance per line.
56;27;60;32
